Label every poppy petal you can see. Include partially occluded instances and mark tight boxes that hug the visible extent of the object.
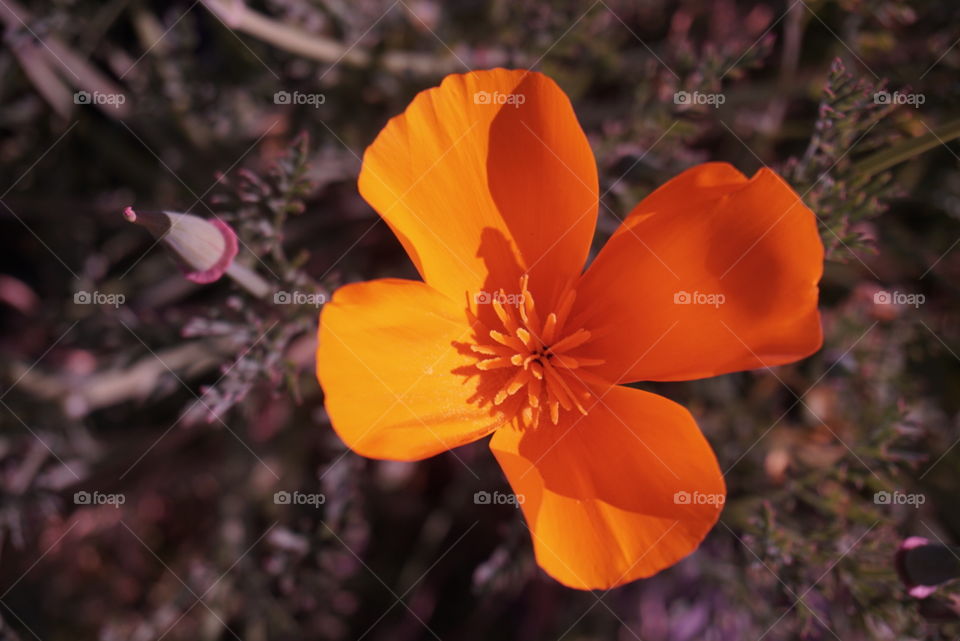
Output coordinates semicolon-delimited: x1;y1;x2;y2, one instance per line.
358;69;598;308
317;279;500;460
489;384;724;589
573;163;823;383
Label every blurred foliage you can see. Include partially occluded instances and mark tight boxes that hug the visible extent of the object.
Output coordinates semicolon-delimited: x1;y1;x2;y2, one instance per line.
1;0;960;639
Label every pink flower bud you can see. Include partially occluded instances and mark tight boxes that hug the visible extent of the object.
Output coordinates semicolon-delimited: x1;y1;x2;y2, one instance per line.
896;536;960;599
124;207;238;283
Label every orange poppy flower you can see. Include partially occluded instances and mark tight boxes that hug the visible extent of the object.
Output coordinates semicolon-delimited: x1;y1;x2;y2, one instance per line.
316;69;823;590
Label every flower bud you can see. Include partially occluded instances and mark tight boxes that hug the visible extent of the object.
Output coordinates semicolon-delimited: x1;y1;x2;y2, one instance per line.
124;207;238;283
896;536;960;598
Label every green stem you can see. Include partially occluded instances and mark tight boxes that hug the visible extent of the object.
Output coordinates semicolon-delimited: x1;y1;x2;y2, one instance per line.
225;262;273;299
856;117;960;177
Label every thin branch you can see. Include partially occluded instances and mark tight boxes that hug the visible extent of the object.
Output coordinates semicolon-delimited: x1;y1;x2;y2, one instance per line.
199;0;481;76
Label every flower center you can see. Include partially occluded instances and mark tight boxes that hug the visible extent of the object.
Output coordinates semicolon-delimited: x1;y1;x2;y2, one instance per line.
469;275;605;429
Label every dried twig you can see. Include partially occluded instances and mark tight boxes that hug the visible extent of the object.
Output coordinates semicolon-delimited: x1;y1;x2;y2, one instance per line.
199;0;490;75
0;0;131;117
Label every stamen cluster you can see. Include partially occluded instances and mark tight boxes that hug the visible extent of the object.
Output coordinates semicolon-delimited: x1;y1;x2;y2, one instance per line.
471;276;605;428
